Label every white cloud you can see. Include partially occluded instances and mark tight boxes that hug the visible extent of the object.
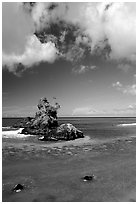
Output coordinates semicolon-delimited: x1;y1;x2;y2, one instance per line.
72;107;96;116
72;104;136;116
2;3;58;73
112;81;122;88
77;65;96;74
31;2;136;62
3;35;58;73
2;2;136;74
112;81;136;95
113;104;136;116
72;106;105;116
128;104;136;110
103;3;136;61
31;2;51;31
123;84;136;95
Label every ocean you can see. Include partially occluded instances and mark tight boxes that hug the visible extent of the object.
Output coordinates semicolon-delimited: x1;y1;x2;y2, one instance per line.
2;117;136;140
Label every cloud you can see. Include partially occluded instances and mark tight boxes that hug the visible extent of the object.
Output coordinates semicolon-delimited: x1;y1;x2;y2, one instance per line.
2;3;58;73
76;65;97;74
117;63;132;72
123;84;136;95
72;104;136;116
30;2;136;61
128;104;136;110
113;104;136;116
72;107;96;116
3;35;58;73
103;3;136;61
112;81;136;95
64;45;85;64
72;106;105;116
112;81;122;88
2;2;136;74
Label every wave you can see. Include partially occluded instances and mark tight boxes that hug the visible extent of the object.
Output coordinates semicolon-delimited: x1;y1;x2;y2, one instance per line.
2;126;12;129
117;123;136;127
2;128;32;138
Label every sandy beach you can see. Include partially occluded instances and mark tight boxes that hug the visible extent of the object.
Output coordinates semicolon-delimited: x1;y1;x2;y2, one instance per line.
2;133;136;202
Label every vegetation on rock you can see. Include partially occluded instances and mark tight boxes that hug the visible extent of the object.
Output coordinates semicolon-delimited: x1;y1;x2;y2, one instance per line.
13;97;84;141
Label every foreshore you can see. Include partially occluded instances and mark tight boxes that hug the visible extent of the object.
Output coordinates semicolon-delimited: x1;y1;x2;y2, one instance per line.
2;134;136;202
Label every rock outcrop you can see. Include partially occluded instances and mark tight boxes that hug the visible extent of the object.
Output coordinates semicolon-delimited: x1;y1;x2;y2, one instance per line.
13;97;84;141
56;123;83;140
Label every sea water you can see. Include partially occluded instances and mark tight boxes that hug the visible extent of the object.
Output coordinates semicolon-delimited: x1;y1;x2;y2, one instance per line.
2;117;136;139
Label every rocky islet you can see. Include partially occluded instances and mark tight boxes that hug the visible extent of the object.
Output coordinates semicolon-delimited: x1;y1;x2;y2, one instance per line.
13;97;84;141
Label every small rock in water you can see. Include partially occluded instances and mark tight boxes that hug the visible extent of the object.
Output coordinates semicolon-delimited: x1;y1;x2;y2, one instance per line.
127;140;132;143
82;174;96;182
38;136;45;141
12;184;24;192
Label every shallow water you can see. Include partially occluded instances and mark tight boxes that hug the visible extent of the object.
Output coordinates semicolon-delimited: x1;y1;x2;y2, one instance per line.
2;117;136;203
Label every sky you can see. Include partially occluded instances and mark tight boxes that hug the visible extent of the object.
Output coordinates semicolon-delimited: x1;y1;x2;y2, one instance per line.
2;2;136;117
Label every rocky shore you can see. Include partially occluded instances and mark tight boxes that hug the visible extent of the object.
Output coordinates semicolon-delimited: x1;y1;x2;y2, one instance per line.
13;97;84;141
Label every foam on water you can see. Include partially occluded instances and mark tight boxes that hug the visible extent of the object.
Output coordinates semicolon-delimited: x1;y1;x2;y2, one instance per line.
2;128;32;138
2;126;11;130
117;123;136;127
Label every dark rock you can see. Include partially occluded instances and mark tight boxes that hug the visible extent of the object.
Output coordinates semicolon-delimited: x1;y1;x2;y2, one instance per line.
12;184;24;192
56;123;84;140
21;97;60;136
13;97;84;141
83;175;96;182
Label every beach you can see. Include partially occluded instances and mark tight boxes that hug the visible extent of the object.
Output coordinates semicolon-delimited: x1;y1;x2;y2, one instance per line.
2;119;136;202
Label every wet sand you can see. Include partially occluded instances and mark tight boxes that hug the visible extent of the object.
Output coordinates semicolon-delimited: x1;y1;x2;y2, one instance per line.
2;135;136;202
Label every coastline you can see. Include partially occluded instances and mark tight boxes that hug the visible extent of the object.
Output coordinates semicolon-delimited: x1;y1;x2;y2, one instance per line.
2;117;136;202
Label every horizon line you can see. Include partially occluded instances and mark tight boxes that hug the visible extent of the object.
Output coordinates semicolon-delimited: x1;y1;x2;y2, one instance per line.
2;116;136;118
